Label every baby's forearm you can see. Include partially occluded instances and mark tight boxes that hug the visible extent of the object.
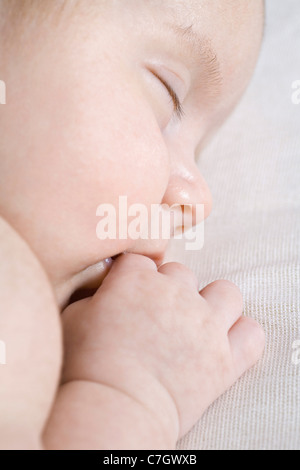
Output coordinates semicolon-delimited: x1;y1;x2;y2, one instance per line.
44;380;178;450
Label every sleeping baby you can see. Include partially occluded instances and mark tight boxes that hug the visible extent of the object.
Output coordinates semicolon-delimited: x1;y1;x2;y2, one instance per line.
0;0;265;449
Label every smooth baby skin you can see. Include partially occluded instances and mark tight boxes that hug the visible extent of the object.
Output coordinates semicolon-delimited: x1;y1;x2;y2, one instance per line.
0;0;265;449
44;253;264;449
0;0;264;309
0;216;62;450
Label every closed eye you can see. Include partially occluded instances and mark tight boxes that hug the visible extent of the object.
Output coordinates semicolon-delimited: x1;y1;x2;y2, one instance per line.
151;70;185;121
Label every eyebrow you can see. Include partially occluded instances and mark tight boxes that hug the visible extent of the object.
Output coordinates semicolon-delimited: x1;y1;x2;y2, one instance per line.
166;23;223;100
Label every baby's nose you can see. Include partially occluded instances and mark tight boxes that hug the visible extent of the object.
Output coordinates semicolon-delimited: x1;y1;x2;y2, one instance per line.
162;165;213;228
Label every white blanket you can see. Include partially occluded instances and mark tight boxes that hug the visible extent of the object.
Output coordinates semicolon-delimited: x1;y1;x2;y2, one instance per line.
168;0;300;450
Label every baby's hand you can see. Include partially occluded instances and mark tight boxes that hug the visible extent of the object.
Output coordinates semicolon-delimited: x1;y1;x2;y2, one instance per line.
46;253;265;449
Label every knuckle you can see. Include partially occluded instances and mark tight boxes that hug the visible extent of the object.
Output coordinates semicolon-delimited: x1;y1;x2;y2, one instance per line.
161;261;198;281
119;252;157;269
241;317;265;356
248;318;265;351
162;261;188;271
212;279;244;309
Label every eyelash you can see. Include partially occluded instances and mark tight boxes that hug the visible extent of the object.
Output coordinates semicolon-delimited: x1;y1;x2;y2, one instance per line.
151;71;185;121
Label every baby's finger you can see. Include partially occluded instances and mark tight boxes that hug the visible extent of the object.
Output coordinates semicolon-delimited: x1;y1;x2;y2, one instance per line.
228;316;265;378
199;280;244;330
158;262;199;290
108;252;157;274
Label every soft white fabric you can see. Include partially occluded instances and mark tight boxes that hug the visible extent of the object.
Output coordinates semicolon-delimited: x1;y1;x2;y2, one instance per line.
167;0;300;450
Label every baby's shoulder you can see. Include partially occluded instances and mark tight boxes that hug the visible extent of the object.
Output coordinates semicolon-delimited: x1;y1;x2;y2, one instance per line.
0;214;38;268
0;215;55;304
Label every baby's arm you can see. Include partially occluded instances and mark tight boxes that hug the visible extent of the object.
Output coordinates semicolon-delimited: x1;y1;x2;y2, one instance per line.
44;253;265;450
0;216;62;449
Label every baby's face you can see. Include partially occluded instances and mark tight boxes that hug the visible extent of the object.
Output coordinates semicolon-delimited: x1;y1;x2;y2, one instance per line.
0;0;264;308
